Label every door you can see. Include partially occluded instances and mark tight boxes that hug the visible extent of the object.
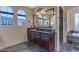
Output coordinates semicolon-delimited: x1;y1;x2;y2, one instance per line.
59;7;63;42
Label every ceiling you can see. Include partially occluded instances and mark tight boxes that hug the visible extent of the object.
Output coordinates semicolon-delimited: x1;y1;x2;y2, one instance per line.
28;6;37;9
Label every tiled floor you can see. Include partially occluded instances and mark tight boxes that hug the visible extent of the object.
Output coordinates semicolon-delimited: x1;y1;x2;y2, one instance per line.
60;42;79;52
0;41;79;52
0;42;46;52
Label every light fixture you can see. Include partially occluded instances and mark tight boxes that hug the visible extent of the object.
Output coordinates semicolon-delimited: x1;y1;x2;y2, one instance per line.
43;12;46;14
36;12;41;16
40;10;46;14
35;8;55;16
38;13;41;16
36;11;46;16
36;12;39;15
40;10;43;13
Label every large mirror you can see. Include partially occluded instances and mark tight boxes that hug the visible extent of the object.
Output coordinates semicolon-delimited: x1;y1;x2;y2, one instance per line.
35;12;56;29
33;7;56;29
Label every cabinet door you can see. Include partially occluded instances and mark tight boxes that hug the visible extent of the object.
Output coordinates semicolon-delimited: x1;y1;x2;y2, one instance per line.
34;32;40;44
30;31;35;43
27;29;31;42
40;34;50;51
49;33;55;51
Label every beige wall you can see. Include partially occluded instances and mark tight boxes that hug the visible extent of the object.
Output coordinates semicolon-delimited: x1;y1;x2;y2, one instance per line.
0;6;33;50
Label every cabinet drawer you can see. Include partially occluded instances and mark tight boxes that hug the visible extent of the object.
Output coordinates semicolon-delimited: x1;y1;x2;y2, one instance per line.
41;34;50;41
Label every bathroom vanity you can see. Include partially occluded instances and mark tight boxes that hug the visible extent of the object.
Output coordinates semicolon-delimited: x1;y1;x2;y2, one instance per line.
27;28;56;52
67;30;79;48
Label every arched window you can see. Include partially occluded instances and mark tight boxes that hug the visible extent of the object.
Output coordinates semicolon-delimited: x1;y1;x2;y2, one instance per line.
17;10;26;26
0;6;13;26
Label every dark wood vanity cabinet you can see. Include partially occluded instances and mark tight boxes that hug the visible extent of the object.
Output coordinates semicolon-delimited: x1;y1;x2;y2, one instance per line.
27;28;55;52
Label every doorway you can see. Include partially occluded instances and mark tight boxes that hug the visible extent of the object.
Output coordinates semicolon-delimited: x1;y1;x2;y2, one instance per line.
59;7;63;44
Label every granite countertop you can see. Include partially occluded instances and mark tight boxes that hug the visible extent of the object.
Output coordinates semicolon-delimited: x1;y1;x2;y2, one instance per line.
30;28;55;34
